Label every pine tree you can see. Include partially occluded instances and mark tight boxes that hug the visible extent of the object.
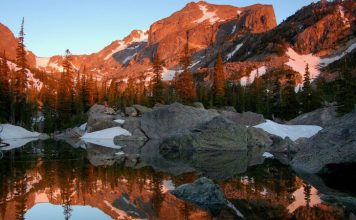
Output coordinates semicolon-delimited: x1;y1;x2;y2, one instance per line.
335;59;356;115
175;37;196;104
213;52;225;106
300;64;320;113
279;74;299;120
151;53;164;104
57;49;74;127
0;53;11;122
14;18;28;103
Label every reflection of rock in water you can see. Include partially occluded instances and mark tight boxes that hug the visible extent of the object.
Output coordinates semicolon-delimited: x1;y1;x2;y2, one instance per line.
139;140;196;175
86;143;123;166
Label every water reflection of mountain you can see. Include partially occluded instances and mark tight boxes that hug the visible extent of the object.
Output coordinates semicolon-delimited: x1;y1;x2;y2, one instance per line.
0;140;350;220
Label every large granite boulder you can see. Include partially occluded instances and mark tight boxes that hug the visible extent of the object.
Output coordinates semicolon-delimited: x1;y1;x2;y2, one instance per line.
124;107;138;117
287;106;337;127
86;104;117;132
171;177;227;215
219;111;265;126
159;116;272;179
141;102;219;139
292;110;356;173
160;116;249;152
132;104;152;115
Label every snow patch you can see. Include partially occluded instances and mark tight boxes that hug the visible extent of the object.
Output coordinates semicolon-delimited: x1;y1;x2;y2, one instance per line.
262;152;274;158
287;185;321;213
285;44;356;81
162;68;180;81
231;25;237;34
0;124;41;140
36;57;50;68
162;180;175;193
226;43;243;61
122;53;137;64
104;41;127;60
114;119;125;125
240;66;267;86
81;127;131;149
254;120;322;141
79;123;87;131
195;5;220;24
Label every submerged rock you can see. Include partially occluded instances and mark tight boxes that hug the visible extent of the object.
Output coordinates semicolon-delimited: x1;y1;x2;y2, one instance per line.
292;109;356;173
171;177;227;215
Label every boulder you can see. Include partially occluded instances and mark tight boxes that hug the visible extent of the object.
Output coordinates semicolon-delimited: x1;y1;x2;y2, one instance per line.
219;111;265;126
160;116;249;152
86;104;117;132
114;129;148;154
159;116;273;179
287;106;337;127
171;177;227;215
193;102;205;109
218;106;236;112
132;104;152;115
141;102;219;139
55;127;84;139
124;107;138;117
292;110;356;173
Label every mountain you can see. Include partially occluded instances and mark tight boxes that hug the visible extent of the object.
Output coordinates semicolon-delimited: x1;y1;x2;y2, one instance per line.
1;0;355;86
0;23;37;66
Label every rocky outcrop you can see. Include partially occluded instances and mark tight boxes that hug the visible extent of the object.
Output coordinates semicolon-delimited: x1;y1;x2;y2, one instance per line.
220;111;265;126
124;107;138;117
159;116;272;179
86;104;117;132
291;109;356;173
171;177;227;215
132;104;152;115
287;106;337;127
141;102;219;139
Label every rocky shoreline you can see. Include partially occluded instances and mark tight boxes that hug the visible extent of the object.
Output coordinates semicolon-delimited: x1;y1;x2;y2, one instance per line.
52;102;356;217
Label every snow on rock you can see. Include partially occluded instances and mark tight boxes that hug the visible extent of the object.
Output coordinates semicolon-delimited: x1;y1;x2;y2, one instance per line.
285;44;356;81
226;43;243;61
132;30;148;42
195;5;220;24
240;66;267;86
254;120;322;141
104;41;127;60
122;53;137;64
6;60;43;90
231;25;237;34
162;180;175;193
0;124;41;140
0;138;39;151
319;43;356;66
36;57;50;68
114;119;125;125
81;127;131;149
162;68;178;81
262;152;274;158
79;123;87;131
285;48;321;79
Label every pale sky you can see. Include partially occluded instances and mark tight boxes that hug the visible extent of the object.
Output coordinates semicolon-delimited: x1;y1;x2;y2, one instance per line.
0;0;317;57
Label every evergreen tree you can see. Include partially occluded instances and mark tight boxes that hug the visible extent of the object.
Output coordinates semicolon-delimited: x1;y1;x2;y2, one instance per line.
300;64;320;113
335;59;356;115
151;53;164;104
0;53;11;122
57;49;74;127
213;52;225;106
14;18;28;103
175;38;196;104
279;74;299;120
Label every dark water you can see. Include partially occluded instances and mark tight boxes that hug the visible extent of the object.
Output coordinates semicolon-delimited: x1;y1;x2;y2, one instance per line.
0;140;351;220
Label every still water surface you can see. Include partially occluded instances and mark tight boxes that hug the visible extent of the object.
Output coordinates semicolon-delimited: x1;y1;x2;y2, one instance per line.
0;140;350;220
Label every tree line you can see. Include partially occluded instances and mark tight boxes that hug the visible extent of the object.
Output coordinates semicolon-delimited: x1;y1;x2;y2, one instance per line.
1;20;355;133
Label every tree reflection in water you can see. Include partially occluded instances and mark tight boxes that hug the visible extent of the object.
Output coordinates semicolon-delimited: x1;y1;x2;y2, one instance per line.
0;140;351;220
